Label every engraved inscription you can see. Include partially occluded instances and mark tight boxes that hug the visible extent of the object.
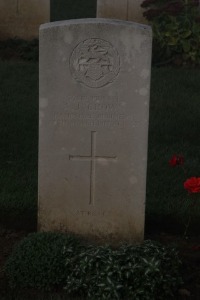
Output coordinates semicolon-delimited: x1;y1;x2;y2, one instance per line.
69;131;117;205
65;95;119;103
53;95;135;128
65;103;119;111
76;210;107;217
70;39;120;88
54;114;125;128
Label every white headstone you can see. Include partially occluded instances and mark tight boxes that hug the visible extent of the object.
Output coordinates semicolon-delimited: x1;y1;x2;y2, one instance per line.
0;0;50;40
97;0;147;23
39;19;152;244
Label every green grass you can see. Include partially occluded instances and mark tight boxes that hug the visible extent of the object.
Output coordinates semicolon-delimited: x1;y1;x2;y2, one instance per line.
146;67;200;232
0;62;200;233
50;0;96;21
0;61;38;230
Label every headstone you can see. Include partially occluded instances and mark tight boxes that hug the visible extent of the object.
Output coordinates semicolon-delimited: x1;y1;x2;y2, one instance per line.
39;19;152;244
0;0;50;40
97;0;147;23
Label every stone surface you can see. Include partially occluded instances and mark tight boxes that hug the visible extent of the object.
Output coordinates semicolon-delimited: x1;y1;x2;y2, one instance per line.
0;0;50;40
39;19;152;244
97;0;147;23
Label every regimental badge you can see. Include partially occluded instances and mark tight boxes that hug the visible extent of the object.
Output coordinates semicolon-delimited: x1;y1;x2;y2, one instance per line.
70;38;120;88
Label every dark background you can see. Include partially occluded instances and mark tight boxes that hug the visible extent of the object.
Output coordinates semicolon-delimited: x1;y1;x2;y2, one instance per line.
50;0;97;21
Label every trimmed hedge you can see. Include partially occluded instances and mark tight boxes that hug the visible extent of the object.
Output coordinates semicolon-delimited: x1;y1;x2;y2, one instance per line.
5;232;81;289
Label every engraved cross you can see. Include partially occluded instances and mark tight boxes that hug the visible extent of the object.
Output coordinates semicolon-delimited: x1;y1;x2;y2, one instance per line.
16;0;20;14
69;131;117;205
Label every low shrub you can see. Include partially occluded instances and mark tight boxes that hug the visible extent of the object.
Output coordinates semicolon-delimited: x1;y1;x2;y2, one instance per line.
141;0;200;65
5;233;182;299
64;240;183;299
4;232;81;290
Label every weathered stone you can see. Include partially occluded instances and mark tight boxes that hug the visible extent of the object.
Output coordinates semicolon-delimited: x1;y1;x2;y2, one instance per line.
38;19;152;244
97;0;147;23
0;0;50;40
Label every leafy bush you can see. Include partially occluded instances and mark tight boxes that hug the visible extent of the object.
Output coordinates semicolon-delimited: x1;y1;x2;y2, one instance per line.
64;240;182;299
5;233;182;299
5;232;81;290
141;0;200;65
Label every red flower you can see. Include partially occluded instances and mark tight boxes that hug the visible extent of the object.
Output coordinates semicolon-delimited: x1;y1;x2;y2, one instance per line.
191;245;200;251
169;155;184;167
184;177;200;193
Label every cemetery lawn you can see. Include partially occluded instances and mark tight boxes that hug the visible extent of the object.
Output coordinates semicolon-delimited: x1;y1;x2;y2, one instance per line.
0;61;200;298
50;0;96;21
0;61;38;230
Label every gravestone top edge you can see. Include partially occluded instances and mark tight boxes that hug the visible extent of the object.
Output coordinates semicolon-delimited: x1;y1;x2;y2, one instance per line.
40;18;152;33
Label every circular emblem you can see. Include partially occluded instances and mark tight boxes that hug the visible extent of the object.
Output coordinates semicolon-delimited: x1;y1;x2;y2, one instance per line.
70;38;120;88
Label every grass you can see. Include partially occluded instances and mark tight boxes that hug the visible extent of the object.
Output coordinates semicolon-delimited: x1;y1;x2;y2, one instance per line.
0;61;200;233
50;0;97;21
146;67;200;232
0;61;38;230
